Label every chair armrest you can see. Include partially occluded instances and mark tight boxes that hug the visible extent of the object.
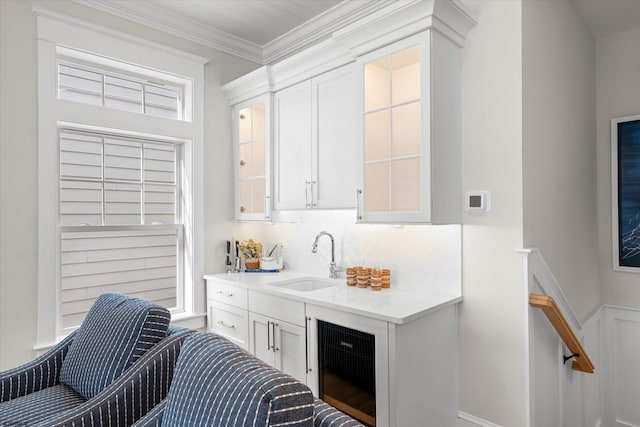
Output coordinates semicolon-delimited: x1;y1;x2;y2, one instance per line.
32;328;194;427
130;398;166;427
314;399;364;427
0;332;76;402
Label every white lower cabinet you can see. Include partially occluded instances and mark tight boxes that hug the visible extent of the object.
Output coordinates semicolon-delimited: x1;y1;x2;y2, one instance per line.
206;279;250;351
248;290;310;385
248;312;307;385
206;278;458;427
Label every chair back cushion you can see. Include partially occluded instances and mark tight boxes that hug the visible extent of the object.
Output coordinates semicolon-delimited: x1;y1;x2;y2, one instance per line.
161;332;314;427
59;293;171;399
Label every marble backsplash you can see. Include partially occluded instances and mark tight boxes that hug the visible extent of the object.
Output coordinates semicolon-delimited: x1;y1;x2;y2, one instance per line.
226;210;461;296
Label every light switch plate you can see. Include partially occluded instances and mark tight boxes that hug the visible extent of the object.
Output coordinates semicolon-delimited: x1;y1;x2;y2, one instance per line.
465;191;490;212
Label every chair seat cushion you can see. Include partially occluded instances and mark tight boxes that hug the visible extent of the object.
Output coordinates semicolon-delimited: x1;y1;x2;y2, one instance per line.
0;384;86;425
60;293;171;399
160;332;314;427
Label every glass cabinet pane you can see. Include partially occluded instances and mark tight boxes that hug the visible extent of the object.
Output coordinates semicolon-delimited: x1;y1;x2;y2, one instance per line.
252;104;265;140
391;45;420;105
239;143;252;178
364;162;389;212
238;107;252;143
236;98;269;219
252;178;265;214
362;43;423;219
364;110;389;162
391;158;420;211
391;102;421;158
253;140;265;176
364;57;390;112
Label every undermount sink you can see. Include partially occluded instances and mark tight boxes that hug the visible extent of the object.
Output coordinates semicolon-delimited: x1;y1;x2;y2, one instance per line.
270;277;338;292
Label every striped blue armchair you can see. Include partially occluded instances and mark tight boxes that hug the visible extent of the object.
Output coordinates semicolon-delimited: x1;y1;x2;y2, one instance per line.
132;331;315;427
131;331;364;427
0;293;192;427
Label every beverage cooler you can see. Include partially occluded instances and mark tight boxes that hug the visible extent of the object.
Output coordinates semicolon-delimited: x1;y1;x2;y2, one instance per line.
317;320;376;426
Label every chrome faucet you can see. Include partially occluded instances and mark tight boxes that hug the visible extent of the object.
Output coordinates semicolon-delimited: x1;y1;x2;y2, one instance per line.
312;231;341;279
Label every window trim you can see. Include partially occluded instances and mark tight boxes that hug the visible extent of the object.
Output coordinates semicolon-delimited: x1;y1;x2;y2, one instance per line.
35;8;208;346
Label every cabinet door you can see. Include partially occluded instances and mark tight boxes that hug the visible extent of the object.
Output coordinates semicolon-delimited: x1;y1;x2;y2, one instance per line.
274;81;312;209
273;320;308;385
249;312;275;367
312;64;357;209
235;95;271;221
357;36;429;224
208;300;249;351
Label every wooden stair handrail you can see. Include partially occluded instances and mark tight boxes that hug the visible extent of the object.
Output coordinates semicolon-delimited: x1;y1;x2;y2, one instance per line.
529;293;595;373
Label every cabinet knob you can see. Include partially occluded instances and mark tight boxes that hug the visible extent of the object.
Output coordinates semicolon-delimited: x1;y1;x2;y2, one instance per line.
239;160;245;166
240;206;246;213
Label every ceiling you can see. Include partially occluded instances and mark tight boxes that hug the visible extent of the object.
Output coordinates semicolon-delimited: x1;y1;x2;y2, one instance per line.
572;0;640;39
76;0;640;64
75;0;394;64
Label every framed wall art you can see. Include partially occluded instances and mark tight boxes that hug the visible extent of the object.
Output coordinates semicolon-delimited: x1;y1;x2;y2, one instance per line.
612;114;640;270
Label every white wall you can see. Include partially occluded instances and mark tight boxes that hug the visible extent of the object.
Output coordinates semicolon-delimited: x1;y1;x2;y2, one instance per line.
521;0;599;321
596;27;640;308
0;0;39;369
0;0;258;370
458;1;527;425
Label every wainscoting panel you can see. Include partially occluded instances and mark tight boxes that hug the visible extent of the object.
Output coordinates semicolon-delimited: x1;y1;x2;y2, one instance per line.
604;306;640;427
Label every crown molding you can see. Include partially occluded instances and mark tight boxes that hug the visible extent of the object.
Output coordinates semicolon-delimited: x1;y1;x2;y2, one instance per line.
262;0;395;64
333;0;477;56
73;0;399;66
73;0;264;63
221;66;272;105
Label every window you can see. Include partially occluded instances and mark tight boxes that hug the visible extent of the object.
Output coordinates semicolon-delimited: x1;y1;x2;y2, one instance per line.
58;130;183;329
59;131;179;226
58;62;183;119
36;9;207;342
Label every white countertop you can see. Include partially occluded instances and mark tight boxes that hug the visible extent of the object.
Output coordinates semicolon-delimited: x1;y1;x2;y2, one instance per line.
203;271;461;324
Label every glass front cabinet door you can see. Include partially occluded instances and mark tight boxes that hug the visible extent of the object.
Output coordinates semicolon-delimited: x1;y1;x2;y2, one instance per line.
356;32;462;224
234;95;271;221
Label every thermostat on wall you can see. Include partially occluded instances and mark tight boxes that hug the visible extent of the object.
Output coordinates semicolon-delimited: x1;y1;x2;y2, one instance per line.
465;191;490;212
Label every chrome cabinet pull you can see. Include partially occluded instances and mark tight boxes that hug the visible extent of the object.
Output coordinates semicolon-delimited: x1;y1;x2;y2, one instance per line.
305;180;311;208
216;290;233;297
356;188;363;220
267;320;272;351
217;320;235;329
305;316;311;374
264;194;270;220
311;180;317;207
273;322;279;352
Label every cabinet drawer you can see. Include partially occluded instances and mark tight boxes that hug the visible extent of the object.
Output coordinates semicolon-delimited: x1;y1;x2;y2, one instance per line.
248;291;305;327
207;280;248;309
208;300;249;350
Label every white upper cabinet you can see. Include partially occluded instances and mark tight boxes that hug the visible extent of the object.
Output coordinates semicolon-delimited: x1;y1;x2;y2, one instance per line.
273;81;312;209
234;95;271;221
223;0;476;223
222;68;273;222
358;39;424;223
274;64;357;210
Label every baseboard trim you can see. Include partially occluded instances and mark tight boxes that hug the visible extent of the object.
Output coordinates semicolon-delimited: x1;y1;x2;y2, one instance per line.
458;411;503;427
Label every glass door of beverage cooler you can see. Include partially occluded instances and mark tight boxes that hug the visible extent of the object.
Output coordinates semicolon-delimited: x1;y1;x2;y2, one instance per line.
317;320;376;427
